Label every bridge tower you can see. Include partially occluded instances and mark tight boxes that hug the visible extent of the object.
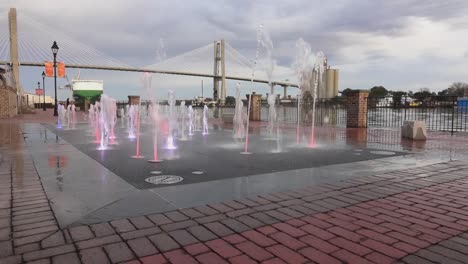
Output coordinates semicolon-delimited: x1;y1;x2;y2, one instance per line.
213;40;226;105
8;8;21;114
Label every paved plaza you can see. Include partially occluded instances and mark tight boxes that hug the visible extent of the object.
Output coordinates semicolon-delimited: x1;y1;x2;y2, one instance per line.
1;112;468;264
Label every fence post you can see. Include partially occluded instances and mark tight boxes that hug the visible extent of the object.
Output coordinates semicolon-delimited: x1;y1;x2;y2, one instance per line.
346;90;369;128
404;96;407;121
451;96;455;135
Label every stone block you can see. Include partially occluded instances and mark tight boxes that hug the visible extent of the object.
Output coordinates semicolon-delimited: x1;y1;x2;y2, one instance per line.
221;113;234;124
401;121;427;141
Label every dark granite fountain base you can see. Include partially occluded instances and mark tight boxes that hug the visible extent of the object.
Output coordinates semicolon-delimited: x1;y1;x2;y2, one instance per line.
46;123;405;190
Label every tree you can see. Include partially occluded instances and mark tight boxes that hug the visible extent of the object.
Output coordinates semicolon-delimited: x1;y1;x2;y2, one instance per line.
447;82;468;97
413;87;434;98
391;91;407;107
341;88;353;97
369;86;388;97
225;96;235;105
438;89;449;96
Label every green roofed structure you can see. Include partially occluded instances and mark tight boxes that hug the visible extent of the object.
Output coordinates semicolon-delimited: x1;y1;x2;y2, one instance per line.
71;80;103;112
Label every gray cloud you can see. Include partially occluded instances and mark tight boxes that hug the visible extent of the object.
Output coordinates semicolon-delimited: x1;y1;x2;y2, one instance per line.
2;0;468;99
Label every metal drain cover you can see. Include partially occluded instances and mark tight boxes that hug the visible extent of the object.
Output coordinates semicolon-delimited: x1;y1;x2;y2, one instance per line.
145;175;183;185
370;151;395;156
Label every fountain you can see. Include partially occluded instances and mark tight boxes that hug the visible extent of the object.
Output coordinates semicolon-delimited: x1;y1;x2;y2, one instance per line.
109;99;117;140
57;105;64;128
88;104;95;127
242;24;264;154
94;102;101;144
148;102;162;163
202;105;209;135
128;105;136;139
71;104;77;129
188;105;195;136
97;94;117;150
120;108;125;128
179;101;188;140
195;108;202;131
292;38;314;145
131;100;144;158
66;104;72;129
140;72;162;162
166;90;177;149
233;83;246;139
267;93;277;139
310;51;326;147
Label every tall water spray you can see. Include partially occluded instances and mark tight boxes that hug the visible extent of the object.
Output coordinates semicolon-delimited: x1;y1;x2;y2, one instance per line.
88;104;95;128
243;24;267;154
56;105;63;128
94;102;101;143
66;104;72;129
109;99;117;141
128;105;136;139
148;103;162;162
195;108;202;131
292;38;314;145
233;83;246;139
166;90;177;149
120;108;125;128
98;94;117;150
71;104;77;129
202;105;209;135
131;99;144;158
267;94;277;139
309;51;326;146
188;105;195;136
179;101;188;140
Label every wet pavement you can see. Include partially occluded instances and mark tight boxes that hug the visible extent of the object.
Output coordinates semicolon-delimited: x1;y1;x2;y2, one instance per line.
14;119;467;227
2;116;468;263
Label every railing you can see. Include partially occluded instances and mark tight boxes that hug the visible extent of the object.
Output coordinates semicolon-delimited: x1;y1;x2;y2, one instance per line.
260;98;347;126
367;96;468;133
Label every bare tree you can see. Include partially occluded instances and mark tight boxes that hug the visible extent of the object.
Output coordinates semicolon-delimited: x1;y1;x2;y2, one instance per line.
448;82;468;97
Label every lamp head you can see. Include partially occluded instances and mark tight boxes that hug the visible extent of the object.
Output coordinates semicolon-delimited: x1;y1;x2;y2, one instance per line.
51;41;59;55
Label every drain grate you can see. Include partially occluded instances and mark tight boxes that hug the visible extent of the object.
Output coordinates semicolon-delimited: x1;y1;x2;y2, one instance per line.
145;175;183;185
370;151;395;156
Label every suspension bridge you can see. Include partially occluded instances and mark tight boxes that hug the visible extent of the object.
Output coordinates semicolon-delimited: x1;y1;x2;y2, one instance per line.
0;8;298;109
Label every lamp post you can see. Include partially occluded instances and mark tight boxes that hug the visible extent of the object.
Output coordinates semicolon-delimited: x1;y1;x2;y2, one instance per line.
51;41;59;116
37;81;40;109
42;71;46;111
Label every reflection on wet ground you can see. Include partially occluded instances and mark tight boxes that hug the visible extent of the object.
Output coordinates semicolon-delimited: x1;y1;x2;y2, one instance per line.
2;118;468;227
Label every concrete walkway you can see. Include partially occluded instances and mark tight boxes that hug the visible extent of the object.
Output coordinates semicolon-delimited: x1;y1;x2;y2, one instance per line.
1;118;468;263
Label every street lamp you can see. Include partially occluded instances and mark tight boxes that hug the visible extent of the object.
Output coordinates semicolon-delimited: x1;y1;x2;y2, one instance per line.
42;71;46;111
51;41;59;116
37;81;40;109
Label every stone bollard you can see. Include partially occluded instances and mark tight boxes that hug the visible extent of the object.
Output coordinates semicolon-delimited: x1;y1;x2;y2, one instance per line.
401;120;427;140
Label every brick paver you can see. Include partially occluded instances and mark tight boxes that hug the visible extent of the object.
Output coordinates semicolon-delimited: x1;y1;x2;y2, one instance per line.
3;122;468;263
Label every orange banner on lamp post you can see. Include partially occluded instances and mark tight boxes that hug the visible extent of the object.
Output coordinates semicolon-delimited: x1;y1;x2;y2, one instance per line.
44;61;53;77
57;62;66;78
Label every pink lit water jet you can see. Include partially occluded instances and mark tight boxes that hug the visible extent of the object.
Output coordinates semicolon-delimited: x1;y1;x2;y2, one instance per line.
132;102;144;159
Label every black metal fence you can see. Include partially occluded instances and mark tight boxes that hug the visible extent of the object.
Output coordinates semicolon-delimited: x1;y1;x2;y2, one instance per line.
260;98;347;126
367;96;468;133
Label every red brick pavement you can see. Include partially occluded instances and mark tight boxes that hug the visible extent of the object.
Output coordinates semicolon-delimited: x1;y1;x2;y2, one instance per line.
2;123;468;263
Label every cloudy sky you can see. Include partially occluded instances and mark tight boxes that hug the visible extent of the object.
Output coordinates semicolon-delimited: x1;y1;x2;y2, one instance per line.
1;0;468;100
